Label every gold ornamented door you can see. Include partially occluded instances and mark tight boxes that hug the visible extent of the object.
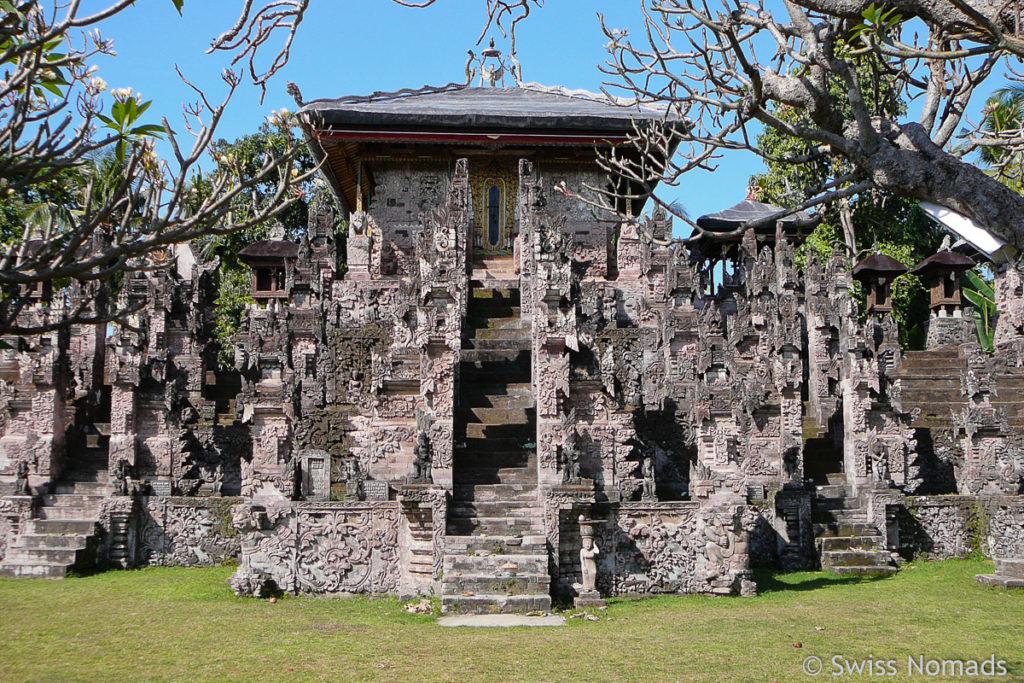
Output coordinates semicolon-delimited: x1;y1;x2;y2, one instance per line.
470;165;518;253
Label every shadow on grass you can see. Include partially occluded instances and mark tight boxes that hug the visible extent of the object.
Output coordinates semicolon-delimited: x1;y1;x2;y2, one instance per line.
753;568;894;594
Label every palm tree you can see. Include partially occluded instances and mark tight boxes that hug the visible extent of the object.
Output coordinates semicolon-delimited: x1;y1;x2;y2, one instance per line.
978;85;1024;192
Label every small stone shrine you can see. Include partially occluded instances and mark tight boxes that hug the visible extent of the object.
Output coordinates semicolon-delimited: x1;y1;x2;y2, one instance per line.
1;50;1023;606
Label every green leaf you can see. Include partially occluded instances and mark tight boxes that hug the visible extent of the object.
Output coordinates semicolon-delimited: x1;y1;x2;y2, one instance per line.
964;270;994;298
170;0;184;14
962;288;990;310
40;80;63;96
129;124;165;137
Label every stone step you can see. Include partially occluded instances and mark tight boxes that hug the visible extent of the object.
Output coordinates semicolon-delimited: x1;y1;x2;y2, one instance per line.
820;535;884;552
822;549;891;568
814;484;847;498
13;534;89;550
828;565;897;577
459;437;536;452
4;546;82;566
445;553;548;573
902;350;961;363
25;519;97;536
41;493;108;508
456;423;535;440
444;534;546;555
462;337;531;351
36;505;103;521
469;279;518;292
469;327;531;341
460;391;534;410
813;522;877;538
447;516;544;536
895;374;960;384
62;470;111;483
458;406;533;425
454;466;537;486
51;482;113;495
455;451;533;469
441;593;551;615
975;573;1024;588
460;348;529;364
451;484;538;502
443;573;550;595
814;497;862;511
449;502;543;518
469;286;519;301
465;315;528;331
0;562;68;579
812;510;868;525
460;362;531;382
994;558;1024;578
466;301;522;315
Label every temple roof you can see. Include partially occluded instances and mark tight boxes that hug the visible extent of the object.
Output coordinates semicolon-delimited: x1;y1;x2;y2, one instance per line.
238;239;299;264
852;253;907;279
695;199;815;234
300;84;683;134
910;249;976;276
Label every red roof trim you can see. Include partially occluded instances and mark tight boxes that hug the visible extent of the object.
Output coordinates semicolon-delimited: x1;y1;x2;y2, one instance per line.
314;129;631;145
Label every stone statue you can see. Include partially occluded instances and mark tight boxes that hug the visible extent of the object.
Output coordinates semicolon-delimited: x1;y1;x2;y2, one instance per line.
641;456;657;501
411;429;433;483
574;515;606;608
560;430;582;485
13;459;29;496
580;535;600;592
344;456;363;500
112;458;129;497
870;441;892;487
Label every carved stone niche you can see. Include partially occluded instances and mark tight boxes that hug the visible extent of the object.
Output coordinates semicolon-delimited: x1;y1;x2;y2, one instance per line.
298;449;331;501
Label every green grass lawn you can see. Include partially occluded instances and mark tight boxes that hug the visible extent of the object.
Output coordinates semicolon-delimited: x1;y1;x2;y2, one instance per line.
0;558;1020;682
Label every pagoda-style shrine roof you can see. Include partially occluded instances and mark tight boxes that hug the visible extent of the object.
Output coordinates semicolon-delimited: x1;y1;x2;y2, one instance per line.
695;199;815;234
910;249;976;276
301;84;683;139
238;239;299;265
852;253;907;279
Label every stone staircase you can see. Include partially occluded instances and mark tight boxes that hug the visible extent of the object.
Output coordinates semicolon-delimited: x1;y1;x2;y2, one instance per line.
0;427;109;578
897;349;1024;429
802;401;844;486
812;476;895;577
441;280;551;614
976;558;1024;589
895;349;965;429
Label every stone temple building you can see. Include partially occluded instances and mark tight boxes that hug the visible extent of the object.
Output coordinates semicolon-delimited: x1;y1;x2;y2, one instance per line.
1;65;1023;609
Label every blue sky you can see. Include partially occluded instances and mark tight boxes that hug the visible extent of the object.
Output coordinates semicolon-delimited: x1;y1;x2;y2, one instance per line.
88;1;1002;238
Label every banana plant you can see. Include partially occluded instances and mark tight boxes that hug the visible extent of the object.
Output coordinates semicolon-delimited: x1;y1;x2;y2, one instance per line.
962;270;996;353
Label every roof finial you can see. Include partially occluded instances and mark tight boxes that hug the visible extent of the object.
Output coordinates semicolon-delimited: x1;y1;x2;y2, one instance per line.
471;37;511;87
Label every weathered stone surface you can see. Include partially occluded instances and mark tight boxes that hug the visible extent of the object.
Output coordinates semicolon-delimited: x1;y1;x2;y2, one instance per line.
3;82;1024;609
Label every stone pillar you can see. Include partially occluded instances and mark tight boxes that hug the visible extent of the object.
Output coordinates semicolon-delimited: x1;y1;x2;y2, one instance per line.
244;408;293;502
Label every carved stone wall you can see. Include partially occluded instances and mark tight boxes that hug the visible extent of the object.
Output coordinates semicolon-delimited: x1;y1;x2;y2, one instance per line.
595;503;757;598
0;496;32;563
902;495;1024;559
136;497;241;567
228;501;401;596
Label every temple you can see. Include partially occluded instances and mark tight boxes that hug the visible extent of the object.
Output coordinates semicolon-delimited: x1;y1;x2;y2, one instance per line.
2;61;1023;607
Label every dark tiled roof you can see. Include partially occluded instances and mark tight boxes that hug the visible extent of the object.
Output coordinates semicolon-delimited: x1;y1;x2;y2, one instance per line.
238;240;299;262
852;253;908;278
695;199;815;233
909;249;976;276
300;85;684;132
